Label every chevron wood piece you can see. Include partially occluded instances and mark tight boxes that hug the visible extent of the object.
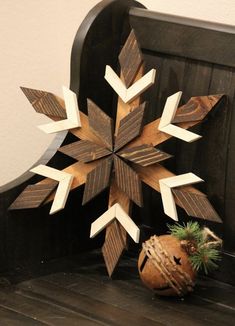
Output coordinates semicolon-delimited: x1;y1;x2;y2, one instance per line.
127;95;223;149
159;91;183;128
21;87;104;146
115;65;145;134
114;155;143;207
38;87;81;133
9;182;57;210
82;157;113;205
59;140;111;163
135;163;221;222
20;87;67;119
104;65;156;104
118;29;143;88
30;165;74;214
90;203;139;242
114;102;146;151
172;189;221;222
87;99;114;150
159;173;203;221
173;95;224;123
159;92;201;142
118;144;172;166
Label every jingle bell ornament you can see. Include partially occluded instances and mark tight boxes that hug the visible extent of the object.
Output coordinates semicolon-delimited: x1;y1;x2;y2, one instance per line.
138;222;222;297
138;235;196;296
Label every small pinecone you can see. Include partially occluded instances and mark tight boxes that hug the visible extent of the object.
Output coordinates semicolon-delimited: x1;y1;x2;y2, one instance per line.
180;240;197;255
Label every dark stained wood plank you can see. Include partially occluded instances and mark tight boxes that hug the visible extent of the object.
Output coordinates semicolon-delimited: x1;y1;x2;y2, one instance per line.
17;279;162;326
82;157;112;205
41;254;235;326
135;163;221;222
102;220;127;277
21;87;67;118
9;182;57;210
113;155;142;207
0;289;99;326
59;140;111;163
87;99;113;150
114;102;146;151
173;95;224;123
118;144;172;166
0;305;46;326
102;179;130;277
118;29;143;87
130;8;235;68
127;95;223;149
172;188;221;222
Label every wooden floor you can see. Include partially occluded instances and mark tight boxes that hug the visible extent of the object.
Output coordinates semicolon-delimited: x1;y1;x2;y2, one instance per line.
0;251;234;325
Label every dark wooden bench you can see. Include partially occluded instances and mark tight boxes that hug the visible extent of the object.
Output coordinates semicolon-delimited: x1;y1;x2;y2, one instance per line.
0;0;235;324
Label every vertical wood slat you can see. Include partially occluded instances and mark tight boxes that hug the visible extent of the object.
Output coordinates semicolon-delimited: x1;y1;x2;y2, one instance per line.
102;30;145;276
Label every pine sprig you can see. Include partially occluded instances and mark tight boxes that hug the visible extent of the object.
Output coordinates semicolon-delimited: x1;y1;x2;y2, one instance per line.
189;246;221;274
168;221;222;274
168;221;203;243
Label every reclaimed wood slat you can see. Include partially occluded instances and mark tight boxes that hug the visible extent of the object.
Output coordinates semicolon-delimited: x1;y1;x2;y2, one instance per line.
17;279;162;326
21;87;67;118
59;140;111;163
9;182;57;210
82;157;113;205
173;95;223;123
114;155;142;207
87;99;114;150
0;305;46;326
135;163;221;222
118;144;172;166
118;29;143;88
127;95;223;149
0;289;99;326
102;179;130;277
114;102;146;151
172;188;221;222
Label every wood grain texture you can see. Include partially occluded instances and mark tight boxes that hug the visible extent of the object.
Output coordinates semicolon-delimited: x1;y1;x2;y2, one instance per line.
115;65;145;134
173;95;223;123
172;188;221;222
102;179;130;277
21;87;67;119
114;102;146;151
59;140;111;163
102;37;146;277
87;99;114;150
114;155;142;207
135;163;221;222
118;29;143;87
9;182;57;210
118;144;172;166
44;160;99;205
82;157;113;205
127;95;223;149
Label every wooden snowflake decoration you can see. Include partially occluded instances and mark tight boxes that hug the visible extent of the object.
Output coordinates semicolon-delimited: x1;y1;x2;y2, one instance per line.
10;30;222;276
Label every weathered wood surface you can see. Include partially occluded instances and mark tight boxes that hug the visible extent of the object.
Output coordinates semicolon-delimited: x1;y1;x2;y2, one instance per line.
118;29;143;87
114;155;143;207
114;102;146;151
118;144;172;166
87;99;114;150
9;182;57;210
59;140;111;163
0;251;235;326
82;157;113;205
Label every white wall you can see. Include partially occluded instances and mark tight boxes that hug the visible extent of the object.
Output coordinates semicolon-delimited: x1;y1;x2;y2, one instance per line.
0;0;234;188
